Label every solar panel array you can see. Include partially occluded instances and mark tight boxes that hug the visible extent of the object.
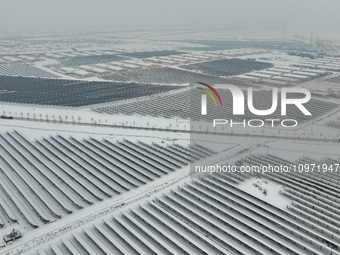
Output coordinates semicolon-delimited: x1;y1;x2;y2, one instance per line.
95;88;338;123
180;58;273;77
121;50;187;59
0;64;59;78
0;131;200;232
326;76;340;84
30;153;340;255
325;118;340;130
102;67;258;86
58;55;124;67
0;76;183;107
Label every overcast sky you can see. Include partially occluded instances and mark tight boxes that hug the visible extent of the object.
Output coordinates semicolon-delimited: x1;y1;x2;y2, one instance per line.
0;0;339;34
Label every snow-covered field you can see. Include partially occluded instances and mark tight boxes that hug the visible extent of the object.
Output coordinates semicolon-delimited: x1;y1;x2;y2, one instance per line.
0;32;340;254
1;113;339;254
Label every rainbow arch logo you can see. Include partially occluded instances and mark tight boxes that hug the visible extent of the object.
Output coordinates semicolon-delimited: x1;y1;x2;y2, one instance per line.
196;82;223;106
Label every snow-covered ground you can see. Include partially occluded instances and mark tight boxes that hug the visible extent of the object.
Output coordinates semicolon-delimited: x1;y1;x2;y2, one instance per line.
1;33;340;254
1;113;339;254
238;176;291;210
